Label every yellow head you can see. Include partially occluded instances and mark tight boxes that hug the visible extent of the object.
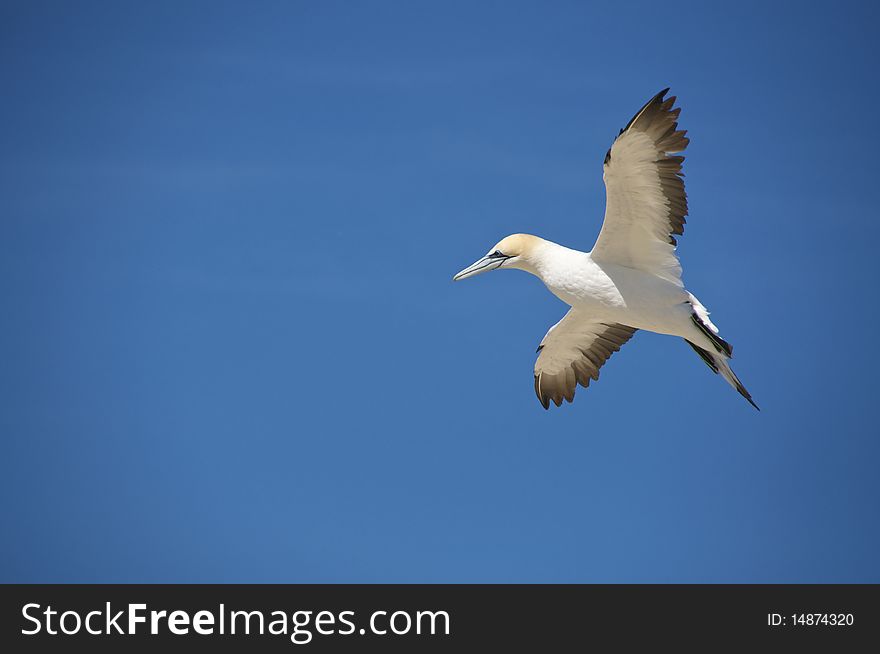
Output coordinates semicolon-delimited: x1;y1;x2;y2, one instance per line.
452;234;543;281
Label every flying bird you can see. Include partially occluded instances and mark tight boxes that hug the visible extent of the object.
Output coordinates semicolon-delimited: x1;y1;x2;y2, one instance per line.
453;89;758;410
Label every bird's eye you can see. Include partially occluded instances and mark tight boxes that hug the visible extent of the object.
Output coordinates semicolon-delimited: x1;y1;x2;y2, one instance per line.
490;250;505;258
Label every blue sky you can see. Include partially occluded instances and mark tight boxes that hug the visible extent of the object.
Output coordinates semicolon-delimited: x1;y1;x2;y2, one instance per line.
2;0;878;582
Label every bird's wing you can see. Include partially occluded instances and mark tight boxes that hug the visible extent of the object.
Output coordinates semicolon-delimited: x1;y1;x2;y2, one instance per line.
590;88;690;285
534;310;637;409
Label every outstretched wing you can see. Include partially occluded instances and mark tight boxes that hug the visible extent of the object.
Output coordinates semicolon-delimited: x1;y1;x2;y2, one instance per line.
591;88;689;285
534;310;637;409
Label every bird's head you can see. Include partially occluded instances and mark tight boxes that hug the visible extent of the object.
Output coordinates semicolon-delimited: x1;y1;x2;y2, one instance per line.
452;233;542;281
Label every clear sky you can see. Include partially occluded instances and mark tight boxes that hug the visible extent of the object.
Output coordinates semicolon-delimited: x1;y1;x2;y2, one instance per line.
2;0;878;582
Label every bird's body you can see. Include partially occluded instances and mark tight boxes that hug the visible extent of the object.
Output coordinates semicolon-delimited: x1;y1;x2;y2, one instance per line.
527;240;690;337
453;89;757;410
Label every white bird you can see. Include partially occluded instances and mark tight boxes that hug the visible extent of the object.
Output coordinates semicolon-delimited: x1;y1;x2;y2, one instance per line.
453;89;758;410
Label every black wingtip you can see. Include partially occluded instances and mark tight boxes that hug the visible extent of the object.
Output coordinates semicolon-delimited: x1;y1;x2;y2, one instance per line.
621;88;673;134
647;88;670;106
534;375;550;410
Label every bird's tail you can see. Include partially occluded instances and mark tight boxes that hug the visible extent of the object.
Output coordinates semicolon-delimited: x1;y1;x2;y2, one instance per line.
684;294;758;410
685;339;759;410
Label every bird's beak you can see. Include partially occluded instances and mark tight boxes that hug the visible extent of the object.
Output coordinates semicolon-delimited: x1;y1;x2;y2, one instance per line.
452;254;506;281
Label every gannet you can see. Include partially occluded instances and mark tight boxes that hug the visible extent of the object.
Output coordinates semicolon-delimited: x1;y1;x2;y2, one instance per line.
453;89;758;410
